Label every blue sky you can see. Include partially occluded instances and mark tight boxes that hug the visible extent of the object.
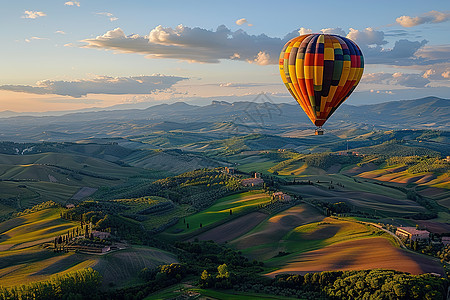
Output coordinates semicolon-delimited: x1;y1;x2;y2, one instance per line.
0;0;449;112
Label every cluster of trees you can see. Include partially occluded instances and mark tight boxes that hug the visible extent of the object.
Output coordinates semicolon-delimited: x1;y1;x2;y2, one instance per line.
407;157;449;174
304;153;361;170
355;139;441;158
61;201;148;244
16;201;59;216
0;268;101;300
132;168;244;210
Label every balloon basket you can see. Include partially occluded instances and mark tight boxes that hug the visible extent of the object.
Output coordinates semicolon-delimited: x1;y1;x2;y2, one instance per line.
315;128;324;135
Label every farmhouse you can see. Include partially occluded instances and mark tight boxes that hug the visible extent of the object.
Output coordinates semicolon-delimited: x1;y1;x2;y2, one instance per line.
91;230;111;240
272;192;292;202
395;227;430;241
241;173;264;187
225;167;235;174
442;237;450;246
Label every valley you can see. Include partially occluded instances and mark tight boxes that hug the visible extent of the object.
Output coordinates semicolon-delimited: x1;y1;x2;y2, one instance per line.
0;98;449;299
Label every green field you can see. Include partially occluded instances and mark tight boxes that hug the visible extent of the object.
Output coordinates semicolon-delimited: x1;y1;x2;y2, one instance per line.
163;191;271;237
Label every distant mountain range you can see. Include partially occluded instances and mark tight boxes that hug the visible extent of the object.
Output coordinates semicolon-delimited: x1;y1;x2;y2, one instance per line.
0;97;447;143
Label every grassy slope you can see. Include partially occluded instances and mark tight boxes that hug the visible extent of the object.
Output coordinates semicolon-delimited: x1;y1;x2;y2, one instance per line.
0;210;177;288
0;208;78;249
162;191;271;238
230;203;325;261
0;246;177;288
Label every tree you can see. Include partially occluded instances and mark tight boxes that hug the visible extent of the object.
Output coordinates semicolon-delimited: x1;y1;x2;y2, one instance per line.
217;264;229;279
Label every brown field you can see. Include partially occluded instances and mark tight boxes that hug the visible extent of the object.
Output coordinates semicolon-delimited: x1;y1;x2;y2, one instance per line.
266;237;444;277
356;167;449;187
190;212;268;243
232;204;324;260
326;164;342;174
71;186;98;201
343;163;378;175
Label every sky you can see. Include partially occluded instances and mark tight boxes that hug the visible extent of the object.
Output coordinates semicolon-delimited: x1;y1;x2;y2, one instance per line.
0;0;449;112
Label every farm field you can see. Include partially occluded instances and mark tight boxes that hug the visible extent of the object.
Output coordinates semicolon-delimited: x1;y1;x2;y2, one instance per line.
0;245;177;289
283;184;424;217
0;208;78;250
163;191;272;238
231;203;324;261
266;237;444;277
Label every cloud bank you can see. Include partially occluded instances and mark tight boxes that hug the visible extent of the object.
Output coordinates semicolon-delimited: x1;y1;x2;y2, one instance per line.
82;25;281;65
396;11;450;27
363;72;430;88
0;75;187;98
81;25;441;67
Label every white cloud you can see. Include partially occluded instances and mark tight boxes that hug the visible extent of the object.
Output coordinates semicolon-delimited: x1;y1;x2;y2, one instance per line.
236;18;252;26
422;66;450;80
298;27;312;35
81;25;440;67
347;27;386;45
55;30;66;35
25;37;48;43
96;12;118;22
415;45;450;61
22;11;46;19
65;1;80;7
363;72;430;88
320;27;346;36
396;10;450;27
0;75;187;98
249;51;271;65
82;25;281;65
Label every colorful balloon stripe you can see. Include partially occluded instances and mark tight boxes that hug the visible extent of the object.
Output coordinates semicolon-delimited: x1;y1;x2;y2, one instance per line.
280;34;364;127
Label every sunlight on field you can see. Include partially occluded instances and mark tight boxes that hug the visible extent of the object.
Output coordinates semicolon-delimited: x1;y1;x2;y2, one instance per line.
164;191;271;237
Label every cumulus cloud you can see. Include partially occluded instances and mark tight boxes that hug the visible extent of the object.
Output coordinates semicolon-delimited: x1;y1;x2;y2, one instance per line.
396;10;450;27
362;39;431;65
298;27;312;35
0;75;187;98
80;25;439;67
65;1;80;7
22;11;46;19
320;27;346;36
347;27;386;45
96;12;118;22
82;25;282;64
415;45;450;61
236;18;253;26
363;72;430;88
422;66;450;80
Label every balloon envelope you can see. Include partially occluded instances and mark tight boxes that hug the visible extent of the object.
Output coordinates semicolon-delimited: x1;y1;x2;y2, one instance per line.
279;34;364;127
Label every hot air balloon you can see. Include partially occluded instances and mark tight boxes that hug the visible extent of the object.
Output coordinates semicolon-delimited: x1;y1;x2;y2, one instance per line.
279;34;364;135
